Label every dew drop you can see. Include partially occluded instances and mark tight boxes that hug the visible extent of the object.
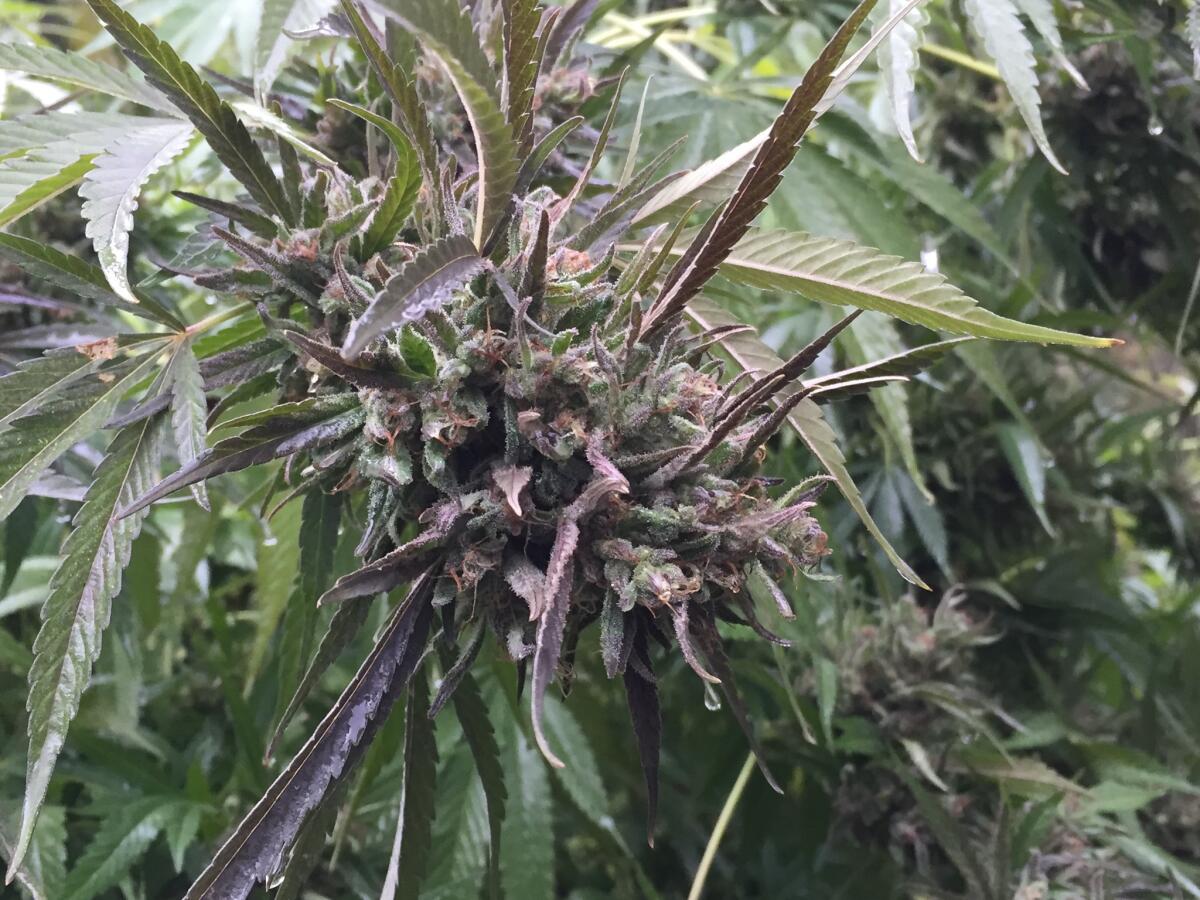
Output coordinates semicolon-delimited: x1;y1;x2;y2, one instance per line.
703;683;722;711
1148;116;1165;137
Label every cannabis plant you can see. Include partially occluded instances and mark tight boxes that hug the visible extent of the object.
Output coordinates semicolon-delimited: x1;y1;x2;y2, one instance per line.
0;0;1117;896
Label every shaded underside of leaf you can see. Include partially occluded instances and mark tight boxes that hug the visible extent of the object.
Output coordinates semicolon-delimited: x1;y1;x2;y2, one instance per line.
702;229;1116;348
80;121;194;303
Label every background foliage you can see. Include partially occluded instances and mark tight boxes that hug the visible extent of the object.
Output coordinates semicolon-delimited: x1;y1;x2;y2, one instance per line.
0;0;1197;898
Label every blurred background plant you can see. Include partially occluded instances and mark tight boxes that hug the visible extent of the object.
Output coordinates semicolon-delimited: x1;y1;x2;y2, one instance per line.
0;0;1197;898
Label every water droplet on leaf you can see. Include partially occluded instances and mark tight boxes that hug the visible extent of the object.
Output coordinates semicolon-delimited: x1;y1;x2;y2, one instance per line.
703;683;722;711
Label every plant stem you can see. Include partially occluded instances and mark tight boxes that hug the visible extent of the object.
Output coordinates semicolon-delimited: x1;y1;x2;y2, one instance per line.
686;752;756;900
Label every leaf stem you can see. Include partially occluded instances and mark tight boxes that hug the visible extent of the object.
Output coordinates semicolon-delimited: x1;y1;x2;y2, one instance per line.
686;752;756;900
919;42;1001;80
185;300;254;336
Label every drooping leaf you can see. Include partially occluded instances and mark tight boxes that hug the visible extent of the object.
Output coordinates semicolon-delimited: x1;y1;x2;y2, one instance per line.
0;348;164;522
531;453;629;765
119;394;364;517
693;229;1117;347
0;43;175;111
86;0;293;222
644;0;880;334
183;575;434;900
693;608;782;792
962;0;1066;174
0;232;183;330
380;667;438;900
873;0;927;160
687;296;926;588
380;0;520;248
162;338;209;509
5;415;165;880
79;121;194;303
342;234;485;359
531;563;572;768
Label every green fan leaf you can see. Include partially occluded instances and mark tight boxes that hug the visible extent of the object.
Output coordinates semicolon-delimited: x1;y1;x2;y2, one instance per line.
0;348;165;522
248;499;303;684
0;804;66;900
873;0;927;161
449;671;506;900
0;350;106;431
502;0;542;152
697;229;1117;347
326;100;421;259
5;415;165;881
644;0;879;333
1012;0;1087;88
0;42;175;111
686;295;927;589
120;394;364;517
0;150;97;230
162;338;209;510
381;667;438;900
1190;5;1200;79
339;0;438;181
499;715;554;900
996;421;1055;536
342;234;485;359
254;0;338;96
381;0;520;248
837;313;932;500
80;121;194;304
85;0;292;223
268;588;368;761
0;225;183;330
60;797;187;900
962;0;1066;174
